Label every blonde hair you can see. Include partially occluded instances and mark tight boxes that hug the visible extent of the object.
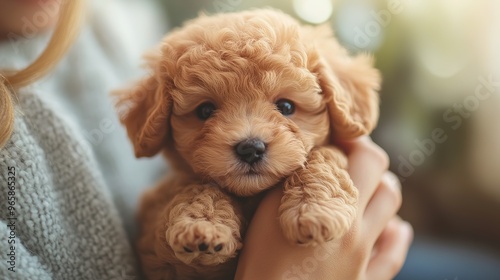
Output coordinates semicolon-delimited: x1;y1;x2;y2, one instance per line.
0;0;85;148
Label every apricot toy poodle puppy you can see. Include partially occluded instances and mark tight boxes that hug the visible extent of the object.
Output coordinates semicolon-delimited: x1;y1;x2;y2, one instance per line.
115;9;380;280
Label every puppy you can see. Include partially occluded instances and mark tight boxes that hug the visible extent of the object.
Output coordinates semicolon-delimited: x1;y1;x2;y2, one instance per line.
115;9;380;280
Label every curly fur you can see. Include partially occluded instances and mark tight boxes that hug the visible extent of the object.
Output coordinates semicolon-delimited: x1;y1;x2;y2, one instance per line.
114;9;380;280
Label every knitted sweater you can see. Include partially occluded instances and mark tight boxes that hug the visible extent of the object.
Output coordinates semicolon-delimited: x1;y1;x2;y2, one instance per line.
0;91;137;279
0;1;169;279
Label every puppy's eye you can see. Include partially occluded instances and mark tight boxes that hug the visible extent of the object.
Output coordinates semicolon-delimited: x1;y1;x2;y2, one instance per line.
275;99;295;116
196;102;216;120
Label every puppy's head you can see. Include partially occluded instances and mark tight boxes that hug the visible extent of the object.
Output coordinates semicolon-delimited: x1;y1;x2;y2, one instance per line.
115;10;380;196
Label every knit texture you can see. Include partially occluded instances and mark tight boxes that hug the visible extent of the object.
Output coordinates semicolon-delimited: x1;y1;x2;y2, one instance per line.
0;90;137;279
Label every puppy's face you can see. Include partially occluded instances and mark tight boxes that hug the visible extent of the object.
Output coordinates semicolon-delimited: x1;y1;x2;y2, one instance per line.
116;10;380;196
170;61;329;196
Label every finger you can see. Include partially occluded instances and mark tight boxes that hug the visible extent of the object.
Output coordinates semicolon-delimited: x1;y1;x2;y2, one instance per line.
236;187;325;280
344;137;389;212
363;172;402;237
236;187;287;279
366;218;413;280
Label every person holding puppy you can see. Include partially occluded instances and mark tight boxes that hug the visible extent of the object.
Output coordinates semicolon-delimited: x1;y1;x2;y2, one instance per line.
0;0;411;279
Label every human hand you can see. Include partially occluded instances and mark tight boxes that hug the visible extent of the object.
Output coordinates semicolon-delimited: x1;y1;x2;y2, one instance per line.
235;137;413;280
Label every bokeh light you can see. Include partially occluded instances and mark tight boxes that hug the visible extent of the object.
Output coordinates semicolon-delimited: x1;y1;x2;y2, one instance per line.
292;0;333;24
335;0;383;51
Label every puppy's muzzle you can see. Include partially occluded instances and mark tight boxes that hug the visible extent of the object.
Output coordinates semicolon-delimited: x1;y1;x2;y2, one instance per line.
234;138;266;164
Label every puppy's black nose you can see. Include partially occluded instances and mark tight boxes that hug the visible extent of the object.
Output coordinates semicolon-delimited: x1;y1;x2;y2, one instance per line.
235;138;266;164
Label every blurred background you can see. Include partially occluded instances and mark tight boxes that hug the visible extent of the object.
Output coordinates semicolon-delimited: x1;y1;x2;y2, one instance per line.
156;0;500;278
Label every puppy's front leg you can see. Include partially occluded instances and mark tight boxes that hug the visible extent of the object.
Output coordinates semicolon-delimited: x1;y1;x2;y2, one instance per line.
279;146;358;246
164;184;243;267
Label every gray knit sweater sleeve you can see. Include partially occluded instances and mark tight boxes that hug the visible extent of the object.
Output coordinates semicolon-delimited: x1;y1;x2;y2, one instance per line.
0;91;137;280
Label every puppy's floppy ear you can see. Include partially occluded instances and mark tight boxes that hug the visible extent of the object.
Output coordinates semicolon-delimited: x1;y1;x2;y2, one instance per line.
305;25;381;140
113;55;172;158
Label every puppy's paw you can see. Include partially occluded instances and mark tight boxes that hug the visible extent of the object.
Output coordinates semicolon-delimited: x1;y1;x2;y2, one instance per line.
280;199;355;246
166;220;241;266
